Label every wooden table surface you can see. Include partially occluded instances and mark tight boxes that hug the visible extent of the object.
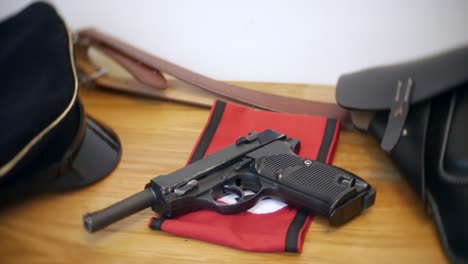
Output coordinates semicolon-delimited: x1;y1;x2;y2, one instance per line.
0;81;448;263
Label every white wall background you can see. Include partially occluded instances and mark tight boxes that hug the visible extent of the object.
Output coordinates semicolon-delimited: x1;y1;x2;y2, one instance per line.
2;0;468;85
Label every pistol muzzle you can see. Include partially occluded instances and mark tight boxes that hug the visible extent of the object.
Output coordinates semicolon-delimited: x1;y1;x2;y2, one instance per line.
83;188;158;233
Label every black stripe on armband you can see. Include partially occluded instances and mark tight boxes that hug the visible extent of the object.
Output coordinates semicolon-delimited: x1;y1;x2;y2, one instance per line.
285;208;309;252
189;101;226;164
316;119;338;162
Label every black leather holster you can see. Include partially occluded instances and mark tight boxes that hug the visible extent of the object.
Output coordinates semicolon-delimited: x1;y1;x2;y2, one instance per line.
336;46;468;264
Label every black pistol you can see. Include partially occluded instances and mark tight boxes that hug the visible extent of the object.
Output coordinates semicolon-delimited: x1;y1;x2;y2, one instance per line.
83;129;375;233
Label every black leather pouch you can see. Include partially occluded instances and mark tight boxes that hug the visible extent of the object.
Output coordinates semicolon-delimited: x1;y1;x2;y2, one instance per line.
336;46;468;263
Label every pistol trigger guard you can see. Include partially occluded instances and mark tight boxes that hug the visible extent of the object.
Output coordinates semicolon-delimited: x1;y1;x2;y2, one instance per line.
214;191;263;215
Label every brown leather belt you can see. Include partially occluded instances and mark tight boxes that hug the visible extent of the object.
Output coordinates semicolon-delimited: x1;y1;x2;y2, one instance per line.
75;28;351;123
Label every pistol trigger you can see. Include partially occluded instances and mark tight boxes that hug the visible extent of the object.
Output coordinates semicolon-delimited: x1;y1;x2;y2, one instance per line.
223;184;245;202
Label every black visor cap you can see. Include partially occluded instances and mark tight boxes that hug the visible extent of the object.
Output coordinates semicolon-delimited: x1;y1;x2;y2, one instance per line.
0;2;121;205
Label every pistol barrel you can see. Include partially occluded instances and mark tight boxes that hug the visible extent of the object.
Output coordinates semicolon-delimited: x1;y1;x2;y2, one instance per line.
83;188;157;233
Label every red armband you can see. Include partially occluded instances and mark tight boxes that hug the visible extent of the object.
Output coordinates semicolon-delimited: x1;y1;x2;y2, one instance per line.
149;101;340;252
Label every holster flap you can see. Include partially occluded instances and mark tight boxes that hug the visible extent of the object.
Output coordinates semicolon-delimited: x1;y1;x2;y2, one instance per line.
336;45;468;111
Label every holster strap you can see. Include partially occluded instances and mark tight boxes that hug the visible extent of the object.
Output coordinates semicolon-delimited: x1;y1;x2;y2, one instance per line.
75;28;351;122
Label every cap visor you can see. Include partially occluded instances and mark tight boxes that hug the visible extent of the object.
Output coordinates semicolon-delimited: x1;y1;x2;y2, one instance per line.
50;115;122;190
